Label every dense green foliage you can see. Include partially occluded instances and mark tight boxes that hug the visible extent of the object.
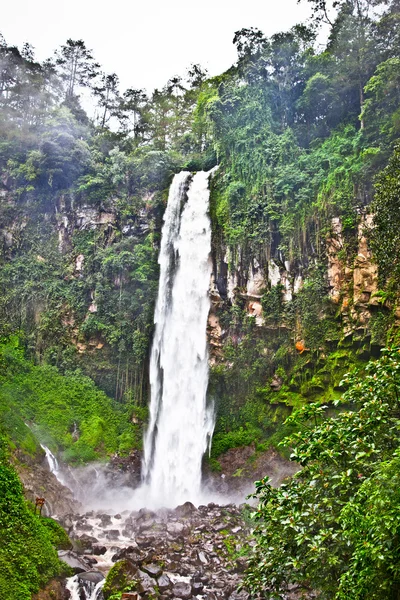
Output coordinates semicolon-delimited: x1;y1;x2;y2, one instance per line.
245;348;400;599
0;33;215;408
0;432;68;599
371;145;400;288
202;0;400;461
1;0;400;457
0;337;140;462
201;0;400;271
1;2;400;595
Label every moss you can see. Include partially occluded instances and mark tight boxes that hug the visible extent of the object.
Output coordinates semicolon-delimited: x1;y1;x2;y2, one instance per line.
41;517;72;550
207;457;222;472
0;337;139;464
0;433;64;599
211;426;262;458
103;560;139;599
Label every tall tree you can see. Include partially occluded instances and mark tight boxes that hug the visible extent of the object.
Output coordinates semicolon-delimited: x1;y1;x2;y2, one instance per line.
55;39;100;100
119;87;149;142
92;72;121;129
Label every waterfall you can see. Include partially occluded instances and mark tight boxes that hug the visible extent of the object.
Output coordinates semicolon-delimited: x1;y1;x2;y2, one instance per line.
140;170;215;508
66;575;104;600
41;444;66;486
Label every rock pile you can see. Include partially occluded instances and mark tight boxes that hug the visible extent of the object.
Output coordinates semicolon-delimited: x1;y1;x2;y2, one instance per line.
58;501;253;600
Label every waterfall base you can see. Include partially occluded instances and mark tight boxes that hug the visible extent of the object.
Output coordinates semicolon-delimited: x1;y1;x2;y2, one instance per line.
58;502;252;600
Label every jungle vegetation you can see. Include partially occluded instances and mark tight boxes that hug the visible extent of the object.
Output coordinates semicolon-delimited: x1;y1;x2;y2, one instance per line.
1;0;400;595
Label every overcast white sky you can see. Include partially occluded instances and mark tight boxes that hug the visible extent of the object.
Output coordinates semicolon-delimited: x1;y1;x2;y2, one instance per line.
2;0;314;93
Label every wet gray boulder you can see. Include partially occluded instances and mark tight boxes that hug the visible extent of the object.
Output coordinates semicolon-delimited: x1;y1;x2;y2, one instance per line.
167;521;185;536
172;581;192;599
137;569;157;592
157;573;172;591
106;529;120;540
93;544;107;555
111;546;140;562
78;570;104;584
175;501;198;518
58;550;89;574
99;513;112;526
142;563;162;577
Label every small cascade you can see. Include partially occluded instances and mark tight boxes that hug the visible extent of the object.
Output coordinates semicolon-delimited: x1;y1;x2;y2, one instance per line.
41;444;66;486
140;170;215;508
66;575;104;600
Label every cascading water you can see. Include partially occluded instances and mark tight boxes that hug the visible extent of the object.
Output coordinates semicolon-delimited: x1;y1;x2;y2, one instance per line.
140;170;215;508
66;575;104;600
41;444;66;486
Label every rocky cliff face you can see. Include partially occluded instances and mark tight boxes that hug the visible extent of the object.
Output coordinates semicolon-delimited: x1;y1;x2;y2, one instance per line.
0;185;161;401
205;206;400;426
13;447;78;516
208;212;388;361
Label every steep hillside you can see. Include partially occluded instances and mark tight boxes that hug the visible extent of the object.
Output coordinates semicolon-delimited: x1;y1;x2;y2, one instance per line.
1;0;400;597
1;0;400;465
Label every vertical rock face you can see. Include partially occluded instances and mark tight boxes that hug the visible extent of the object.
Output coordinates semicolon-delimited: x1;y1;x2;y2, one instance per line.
246;258;266;297
327;217;344;304
210;236;311;336
208;276;224;365
14;448;78;516
246;299;264;326
209;212;380;352
353;214;378;310
326;213;379;332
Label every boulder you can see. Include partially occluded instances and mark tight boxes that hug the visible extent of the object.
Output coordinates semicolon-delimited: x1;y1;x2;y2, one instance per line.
231;527;242;534
157;574;172;591
142;563;162;578
78;571;104;584
175;502;198;518
106;529;120;540
136;569;156;593
57;550;89;574
136;533;156;547
172;582;192;599
167;522;185;536
111;546;142;563
138;518;155;531
92;545;107;555
122;524;135;537
99;513;112;526
197;551;208;565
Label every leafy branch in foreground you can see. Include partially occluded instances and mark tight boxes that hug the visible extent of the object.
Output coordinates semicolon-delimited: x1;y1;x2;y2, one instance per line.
245;347;400;599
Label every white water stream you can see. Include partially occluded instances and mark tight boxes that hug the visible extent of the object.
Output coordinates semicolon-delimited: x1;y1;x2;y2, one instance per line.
139;170;215;508
66;575;104;600
41;444;66;486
